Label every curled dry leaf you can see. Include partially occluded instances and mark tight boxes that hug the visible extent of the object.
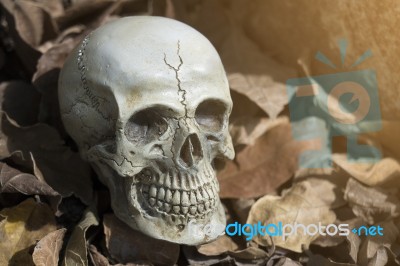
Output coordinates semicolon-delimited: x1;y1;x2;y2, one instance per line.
344;178;400;224
0;112;93;204
247;178;340;253
229;116;288;146
333;154;400;188
1;0;59;48
0;198;57;265
63;206;99;266
0;162;58;196
197;235;239;256
358;220;400;266
103;214;180;265
227;246;269;261
218;121;321;198
32;228;67;266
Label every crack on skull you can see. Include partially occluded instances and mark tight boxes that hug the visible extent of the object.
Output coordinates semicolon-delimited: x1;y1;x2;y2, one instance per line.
162;40;187;119
77;34;114;123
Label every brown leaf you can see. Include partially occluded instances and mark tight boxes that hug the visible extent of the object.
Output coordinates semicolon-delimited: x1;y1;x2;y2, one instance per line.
218;121;321;198
103;213;179;265
197;235;239;256
1;0;59;48
227;246;269;260
63;206;99;266
32;228;67;266
0;112;93;204
0;198;57;265
246;178;339;252
358;220;400;266
0;162;59;196
344;178;400;224
333;154;400;188
229;116;288;146
89;245;110;266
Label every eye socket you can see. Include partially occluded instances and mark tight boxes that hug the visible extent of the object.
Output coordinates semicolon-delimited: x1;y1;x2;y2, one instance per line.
125;109;168;143
195;100;227;132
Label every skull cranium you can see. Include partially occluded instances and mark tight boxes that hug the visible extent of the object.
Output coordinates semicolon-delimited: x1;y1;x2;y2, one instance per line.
58;16;234;244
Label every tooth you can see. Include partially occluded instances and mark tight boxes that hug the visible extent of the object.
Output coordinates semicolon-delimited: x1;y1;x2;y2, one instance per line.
190;206;197;215
172;190;181;205
198;204;205;213
181;191;190;206
203;187;210;200
172;172;179;190
157;187;165;201
173;205;180;214
205;201;210;210
158;174;165;186
149;198;156;206
184;173;191;190
165;189;173;202
182;206;189;214
206;186;213;199
157;200;163;208
196;190;204;203
190;191;197;205
165;173;171;188
150;185;157;198
164;203;171;212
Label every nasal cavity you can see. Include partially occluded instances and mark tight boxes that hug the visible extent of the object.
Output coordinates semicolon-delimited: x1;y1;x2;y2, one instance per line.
179;134;203;168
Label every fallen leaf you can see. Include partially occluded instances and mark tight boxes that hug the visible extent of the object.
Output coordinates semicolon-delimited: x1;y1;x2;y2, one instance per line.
0;112;93;204
246;178;339;252
229;116;288;146
0;162;58;196
344;178;400;224
358;220;400;266
1;0;58;48
32;228;67;266
333;154;400;188
63;206;99;266
0;198;57;265
228;246;269;260
218;121;322;198
103;214;179;265
197;235;239;256
89;245;110;266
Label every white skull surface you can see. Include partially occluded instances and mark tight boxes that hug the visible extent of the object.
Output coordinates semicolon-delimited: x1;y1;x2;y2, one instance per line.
58;16;234;245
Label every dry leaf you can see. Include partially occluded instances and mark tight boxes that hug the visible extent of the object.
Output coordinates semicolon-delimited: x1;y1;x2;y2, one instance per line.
63;206;99;266
32;228;67;266
333;154;400;188
0;198;57;265
344;178;400;224
89;245;110;266
103;214;179;265
228;246;269;260
358;220;399;266
1;0;58;48
246;178;339;252
197;235;239;256
0;112;93;204
0;162;58;196
229;116;288;146
218;121;321;198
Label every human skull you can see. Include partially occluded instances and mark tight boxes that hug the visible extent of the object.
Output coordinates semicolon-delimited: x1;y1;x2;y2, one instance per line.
58;16;234;245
